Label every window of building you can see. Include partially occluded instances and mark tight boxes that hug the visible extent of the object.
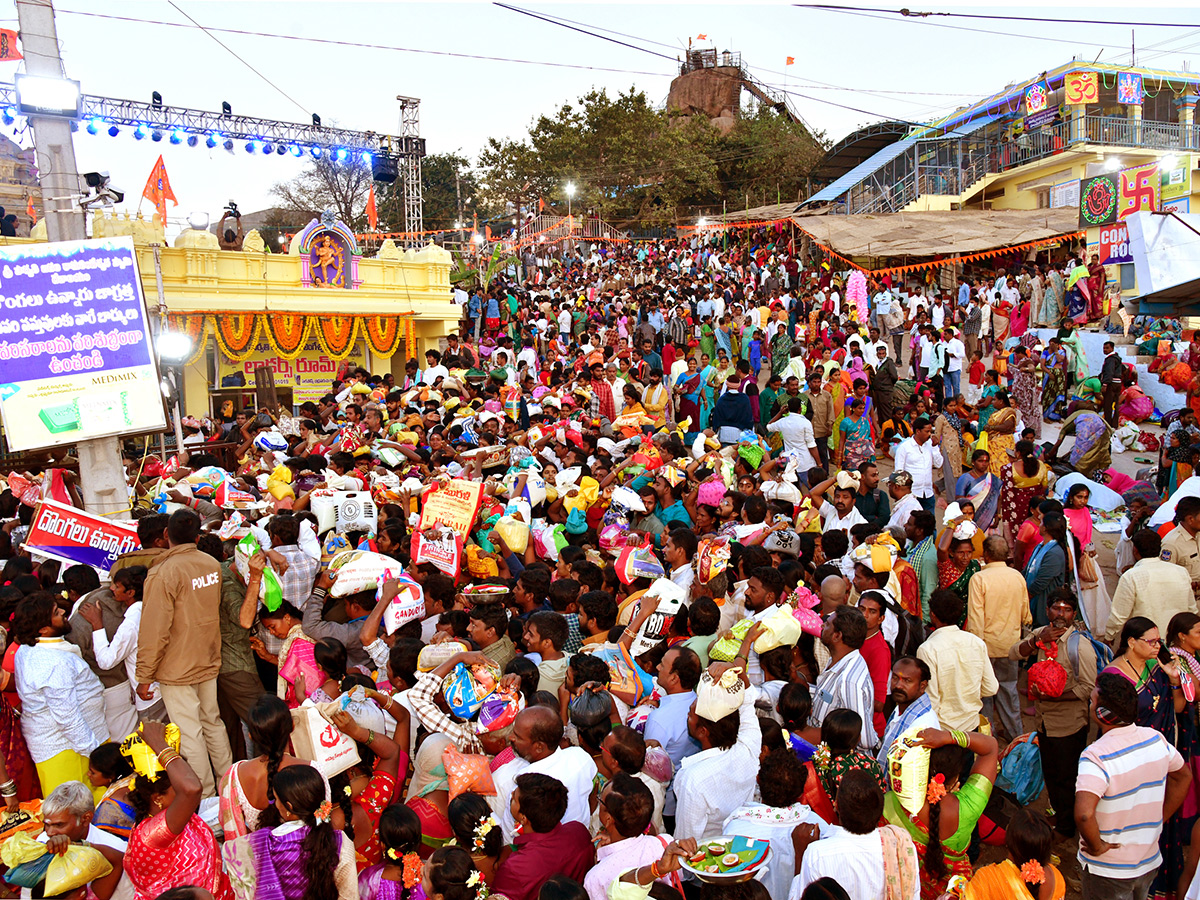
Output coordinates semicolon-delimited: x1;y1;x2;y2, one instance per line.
1120;263;1136;292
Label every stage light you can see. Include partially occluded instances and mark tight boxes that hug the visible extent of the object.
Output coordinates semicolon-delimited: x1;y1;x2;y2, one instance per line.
14;74;81;119
335;148;347;162
1;108;14;126
107;124;119;137
261;142;274;154
222;101;232;117
134;124;147;140
289;145;301;157
206;133;217;148
86;117;100;135
223;139;234;152
360;151;372;164
152;91;163;110
169;129;184;144
151;129;163;142
312;113;321;127
275;144;287;156
310;147;322;158
186;135;198;147
246;140;259;154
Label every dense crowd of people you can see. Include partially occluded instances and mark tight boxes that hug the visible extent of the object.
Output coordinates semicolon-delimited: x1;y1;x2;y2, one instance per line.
1;227;1198;900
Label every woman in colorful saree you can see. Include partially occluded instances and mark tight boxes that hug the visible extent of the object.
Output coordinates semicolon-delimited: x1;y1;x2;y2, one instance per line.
218;693;333;841
1039;265;1064;328
963;808;1064;900
223;764;358;900
883;726;999;900
122;720;232;900
999;442;1049;564
88;742;135;840
955;450;1001;532
672;356;704;434
983;395;1017;476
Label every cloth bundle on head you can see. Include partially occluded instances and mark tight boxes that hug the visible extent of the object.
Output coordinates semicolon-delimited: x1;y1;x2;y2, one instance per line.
835;470;861;492
952;519;979;542
695;666;745;722
659;465;686;489
120;723;182;786
562;477;599;513
616;545;666;584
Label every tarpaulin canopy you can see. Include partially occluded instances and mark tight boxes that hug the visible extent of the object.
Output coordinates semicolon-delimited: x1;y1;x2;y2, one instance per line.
789;208;1081;262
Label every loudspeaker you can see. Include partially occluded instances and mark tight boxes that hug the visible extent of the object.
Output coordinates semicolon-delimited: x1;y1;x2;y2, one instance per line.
371;154;399;184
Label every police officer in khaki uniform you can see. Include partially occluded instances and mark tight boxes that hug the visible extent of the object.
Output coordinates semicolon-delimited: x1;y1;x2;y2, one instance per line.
1161;496;1200;603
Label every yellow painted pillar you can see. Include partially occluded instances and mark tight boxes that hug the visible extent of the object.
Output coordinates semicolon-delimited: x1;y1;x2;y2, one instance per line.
1128;102;1143;144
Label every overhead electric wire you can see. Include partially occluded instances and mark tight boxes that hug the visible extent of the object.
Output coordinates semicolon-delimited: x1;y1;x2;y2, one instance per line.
166;1;308;116
795;5;1200;29
55;8;669;77
492;3;676;61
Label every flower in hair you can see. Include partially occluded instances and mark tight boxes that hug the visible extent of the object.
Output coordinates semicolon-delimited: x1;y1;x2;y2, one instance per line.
343;785;353;797
1020;860;1045;884
473;814;498;850
812;742;831;772
314;801;333;824
466;870;488;900
402;852;422;890
926;774;947;805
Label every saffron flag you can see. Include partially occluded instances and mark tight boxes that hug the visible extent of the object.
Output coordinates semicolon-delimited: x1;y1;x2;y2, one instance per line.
538;197;545;212
25;194;35;225
786;56;795;66
0;30;21;61
697;33;707;40
142;155;177;226
366;184;377;231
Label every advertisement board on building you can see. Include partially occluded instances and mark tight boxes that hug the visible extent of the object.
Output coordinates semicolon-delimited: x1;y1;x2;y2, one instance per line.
0;237;167;452
1050;180;1080;210
1097;222;1134;265
1161;156;1192;201
216;339;368;406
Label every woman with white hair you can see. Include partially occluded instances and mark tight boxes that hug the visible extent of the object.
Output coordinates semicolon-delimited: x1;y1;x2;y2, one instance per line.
35;780;131;900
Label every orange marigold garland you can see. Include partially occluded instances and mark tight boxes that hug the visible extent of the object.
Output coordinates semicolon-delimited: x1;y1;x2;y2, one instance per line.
1019;860;1045;884
314;316;359;359
262;313;311;358
213;314;262;360
165;313;209;365
926;773;947;805
362;315;404;357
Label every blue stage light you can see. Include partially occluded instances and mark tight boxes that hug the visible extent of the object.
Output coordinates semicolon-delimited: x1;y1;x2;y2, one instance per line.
86;118;100;135
108;124;119;137
134;124;148;139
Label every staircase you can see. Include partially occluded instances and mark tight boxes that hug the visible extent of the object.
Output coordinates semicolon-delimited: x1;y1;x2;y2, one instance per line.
508;214;628;253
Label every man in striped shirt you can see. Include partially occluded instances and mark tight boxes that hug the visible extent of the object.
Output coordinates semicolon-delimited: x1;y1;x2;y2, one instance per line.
1076;673;1191;899
806;605;877;752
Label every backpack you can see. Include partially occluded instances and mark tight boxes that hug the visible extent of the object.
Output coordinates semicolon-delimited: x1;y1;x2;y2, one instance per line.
1067;628;1114;681
994;732;1044;806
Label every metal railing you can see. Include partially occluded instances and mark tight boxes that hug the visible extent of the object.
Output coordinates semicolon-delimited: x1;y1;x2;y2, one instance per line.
820;113;1200;215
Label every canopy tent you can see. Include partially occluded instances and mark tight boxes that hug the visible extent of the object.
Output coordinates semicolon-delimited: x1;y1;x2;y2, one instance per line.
789;208;1082;274
685;202;800;230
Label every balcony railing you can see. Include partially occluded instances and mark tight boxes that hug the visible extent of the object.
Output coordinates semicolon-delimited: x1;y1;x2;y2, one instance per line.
823;113;1200;215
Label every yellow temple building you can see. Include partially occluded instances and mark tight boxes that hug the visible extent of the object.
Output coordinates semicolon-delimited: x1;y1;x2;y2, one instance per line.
9;209;461;418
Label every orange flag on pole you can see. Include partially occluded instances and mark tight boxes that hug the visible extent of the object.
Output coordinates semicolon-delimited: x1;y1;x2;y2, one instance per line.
0;30;21;61
142;155;176;226
786;56;795;66
25;194;35;225
697;33;707;40
366;184;377;231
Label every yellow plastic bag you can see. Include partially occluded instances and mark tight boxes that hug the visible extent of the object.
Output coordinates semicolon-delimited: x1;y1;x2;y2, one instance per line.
44;844;113;896
494;515;529;555
886;725;931;816
752;604;803;653
0;831;46;868
974;430;989;454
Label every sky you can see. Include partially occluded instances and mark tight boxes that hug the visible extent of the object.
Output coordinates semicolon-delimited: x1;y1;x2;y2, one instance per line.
6;1;1200;237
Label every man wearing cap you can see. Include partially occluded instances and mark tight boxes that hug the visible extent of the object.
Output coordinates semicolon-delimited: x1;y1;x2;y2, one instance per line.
886;470;921;532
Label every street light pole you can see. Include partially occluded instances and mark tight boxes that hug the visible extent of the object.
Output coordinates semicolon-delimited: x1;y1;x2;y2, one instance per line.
16;0;130;517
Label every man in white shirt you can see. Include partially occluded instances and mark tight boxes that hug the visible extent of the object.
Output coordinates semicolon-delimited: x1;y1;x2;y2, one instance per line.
664;529;696;596
34;780;134;900
422;349;449;385
886;471;923;532
943;327;966;400
491;706;597;842
806;473;868;535
892;418;944;512
674;664;762;843
767;397;820;468
790;769;920;900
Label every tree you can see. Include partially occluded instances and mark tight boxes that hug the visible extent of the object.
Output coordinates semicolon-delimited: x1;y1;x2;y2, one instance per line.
421;152;477;232
271;156;372;230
